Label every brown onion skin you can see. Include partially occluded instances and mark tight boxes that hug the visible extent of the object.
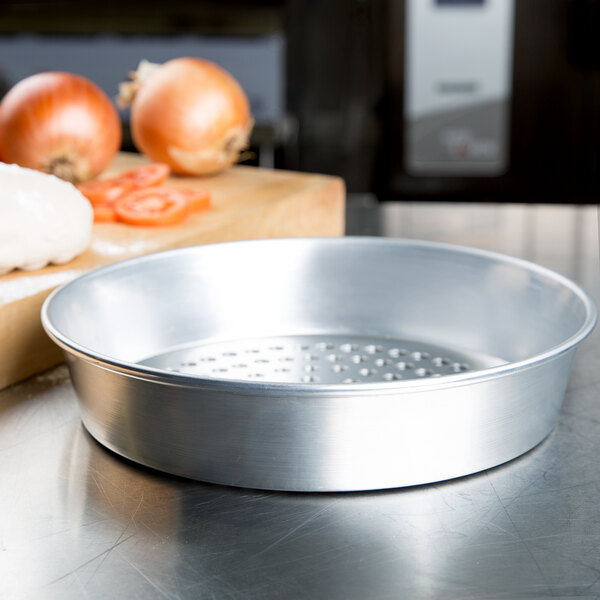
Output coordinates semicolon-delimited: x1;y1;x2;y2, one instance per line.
0;106;5;162
130;57;252;175
0;72;121;183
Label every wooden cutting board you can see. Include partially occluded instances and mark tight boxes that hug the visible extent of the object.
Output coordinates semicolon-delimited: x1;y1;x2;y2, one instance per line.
0;152;345;389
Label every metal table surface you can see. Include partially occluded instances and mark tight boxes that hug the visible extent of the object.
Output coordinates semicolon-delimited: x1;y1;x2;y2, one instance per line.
2;200;600;600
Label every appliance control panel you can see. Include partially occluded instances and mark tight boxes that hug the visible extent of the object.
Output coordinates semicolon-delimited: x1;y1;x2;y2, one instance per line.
404;0;515;176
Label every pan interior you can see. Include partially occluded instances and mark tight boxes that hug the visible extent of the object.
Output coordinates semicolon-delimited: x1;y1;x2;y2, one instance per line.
43;238;595;378
139;334;507;384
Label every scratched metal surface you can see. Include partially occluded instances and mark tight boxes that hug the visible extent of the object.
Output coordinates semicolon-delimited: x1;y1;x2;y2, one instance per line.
1;201;599;600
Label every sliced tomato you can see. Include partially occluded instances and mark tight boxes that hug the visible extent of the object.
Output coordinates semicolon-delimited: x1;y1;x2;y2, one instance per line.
178;188;211;212
114;187;191;226
115;163;171;188
92;202;117;222
77;178;134;205
77;163;170;205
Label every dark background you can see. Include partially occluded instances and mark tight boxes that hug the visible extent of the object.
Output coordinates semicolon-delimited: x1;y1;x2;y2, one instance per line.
0;0;599;203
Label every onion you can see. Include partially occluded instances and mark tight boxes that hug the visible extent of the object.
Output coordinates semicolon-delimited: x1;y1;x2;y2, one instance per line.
120;58;253;176
0;72;121;183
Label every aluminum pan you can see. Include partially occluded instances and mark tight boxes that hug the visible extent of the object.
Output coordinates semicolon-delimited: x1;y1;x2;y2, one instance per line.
41;237;597;491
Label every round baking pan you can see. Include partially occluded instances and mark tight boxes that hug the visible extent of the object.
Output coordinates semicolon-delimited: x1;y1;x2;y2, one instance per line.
41;237;597;491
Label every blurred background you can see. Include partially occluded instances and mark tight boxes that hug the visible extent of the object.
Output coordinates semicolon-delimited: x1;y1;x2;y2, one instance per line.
0;0;599;204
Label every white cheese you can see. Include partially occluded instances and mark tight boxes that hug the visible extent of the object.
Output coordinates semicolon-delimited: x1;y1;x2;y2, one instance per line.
0;163;93;274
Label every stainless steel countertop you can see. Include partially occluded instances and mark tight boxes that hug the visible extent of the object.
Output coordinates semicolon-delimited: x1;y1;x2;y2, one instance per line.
2;200;600;599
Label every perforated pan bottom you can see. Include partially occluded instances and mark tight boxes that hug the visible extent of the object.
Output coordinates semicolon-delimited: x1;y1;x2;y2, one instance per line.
140;334;507;384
